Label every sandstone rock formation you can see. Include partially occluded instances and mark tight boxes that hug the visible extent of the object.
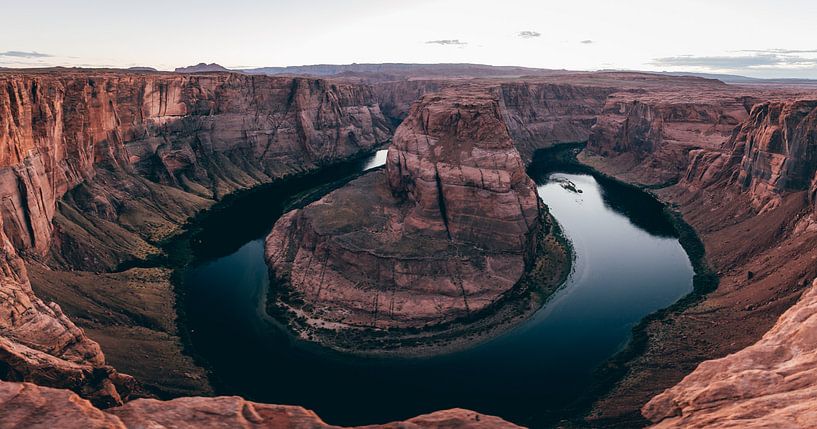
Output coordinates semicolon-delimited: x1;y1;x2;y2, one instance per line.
0;380;521;429
0;214;135;407
266;89;569;353
497;81;613;161
0;70;391;399
724;100;817;213
585;96;817;425
643;280;817;428
3;67;817;428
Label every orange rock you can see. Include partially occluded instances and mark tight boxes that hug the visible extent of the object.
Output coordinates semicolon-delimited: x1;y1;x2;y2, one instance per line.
644;280;817;428
0;380;522;429
265;89;556;349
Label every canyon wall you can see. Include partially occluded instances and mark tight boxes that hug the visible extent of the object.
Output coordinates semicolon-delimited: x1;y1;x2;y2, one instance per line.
702;100;817;214
582;86;753;185
587;97;817;426
497;81;613;161
632;100;817;428
2;68;817;427
0;72;391;269
0;70;391;401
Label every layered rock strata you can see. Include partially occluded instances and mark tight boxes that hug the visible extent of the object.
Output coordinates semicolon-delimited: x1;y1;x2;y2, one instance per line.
585;99;817;426
0;380;522;429
3;68;817;427
266;90;569;353
643;279;817;428
0;70;391;399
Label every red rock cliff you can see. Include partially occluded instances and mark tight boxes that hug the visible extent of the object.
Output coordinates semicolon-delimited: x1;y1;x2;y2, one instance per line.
265;89;568;353
0;72;391;263
0;70;391;402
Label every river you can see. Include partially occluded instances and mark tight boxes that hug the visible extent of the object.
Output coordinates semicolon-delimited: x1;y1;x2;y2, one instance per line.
180;147;694;427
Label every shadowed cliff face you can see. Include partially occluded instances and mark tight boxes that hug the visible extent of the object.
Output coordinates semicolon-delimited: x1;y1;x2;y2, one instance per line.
725;100;817;213
0;73;391;264
497;82;613;161
0;70;392;404
265;90;568;352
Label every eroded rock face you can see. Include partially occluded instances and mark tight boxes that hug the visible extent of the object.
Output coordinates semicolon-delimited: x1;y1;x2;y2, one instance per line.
643;280;817;428
724;100;817;212
0;70;391;401
584;91;752;185
497;82;613;161
266;90;567;352
0;72;391;264
0;380;522;429
0;215;134;407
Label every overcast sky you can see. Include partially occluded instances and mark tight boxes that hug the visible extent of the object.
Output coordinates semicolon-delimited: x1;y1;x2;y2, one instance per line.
3;0;817;78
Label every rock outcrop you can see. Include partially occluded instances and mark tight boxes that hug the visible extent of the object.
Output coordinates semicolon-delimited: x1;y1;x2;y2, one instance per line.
0;380;521;429
0;214;135;407
266;89;569;353
722;100;817;213
497;81;613;161
0;70;391;399
643;280;817;428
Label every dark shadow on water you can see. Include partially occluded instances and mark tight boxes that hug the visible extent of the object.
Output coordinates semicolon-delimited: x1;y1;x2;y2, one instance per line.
530;145;678;239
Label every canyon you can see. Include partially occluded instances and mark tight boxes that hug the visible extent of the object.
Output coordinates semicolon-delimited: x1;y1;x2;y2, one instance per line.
265;88;569;354
0;66;816;427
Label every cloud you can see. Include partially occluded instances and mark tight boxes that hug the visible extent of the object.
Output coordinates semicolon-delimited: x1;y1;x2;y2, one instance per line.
739;48;817;54
0;51;53;58
651;53;817;70
425;39;467;46
517;31;541;39
580;40;594;44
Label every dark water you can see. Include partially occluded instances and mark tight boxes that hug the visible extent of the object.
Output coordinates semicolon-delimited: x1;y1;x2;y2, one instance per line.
181;148;693;428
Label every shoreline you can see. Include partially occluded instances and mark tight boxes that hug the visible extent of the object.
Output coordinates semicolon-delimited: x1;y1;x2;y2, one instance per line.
124;146;393;397
265;205;574;359
134;141;714;426
516;142;718;427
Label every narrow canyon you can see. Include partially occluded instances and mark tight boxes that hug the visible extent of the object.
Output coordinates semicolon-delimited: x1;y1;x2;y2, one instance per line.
1;66;816;428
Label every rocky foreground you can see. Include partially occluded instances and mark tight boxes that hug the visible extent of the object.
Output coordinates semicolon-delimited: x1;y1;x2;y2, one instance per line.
265;89;569;354
0;380;520;429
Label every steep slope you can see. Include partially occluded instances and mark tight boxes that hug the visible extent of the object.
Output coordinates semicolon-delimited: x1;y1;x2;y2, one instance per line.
643;279;817;428
265;89;570;354
587;98;817;426
0;70;391;399
636;100;817;427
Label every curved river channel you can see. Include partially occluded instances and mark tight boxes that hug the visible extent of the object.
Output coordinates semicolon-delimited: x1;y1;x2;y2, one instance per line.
180;148;694;428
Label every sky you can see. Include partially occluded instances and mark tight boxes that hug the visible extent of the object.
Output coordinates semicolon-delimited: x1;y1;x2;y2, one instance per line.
3;0;817;78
